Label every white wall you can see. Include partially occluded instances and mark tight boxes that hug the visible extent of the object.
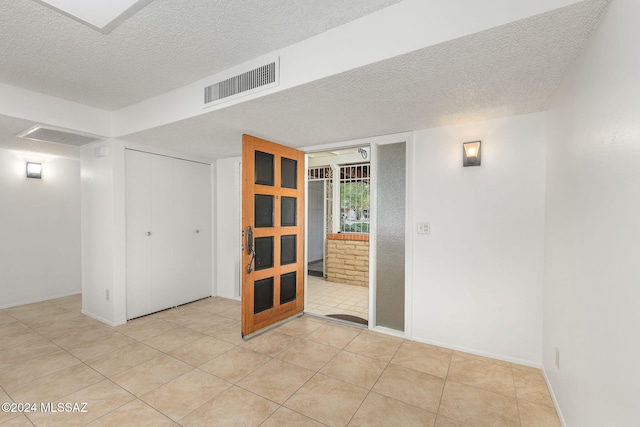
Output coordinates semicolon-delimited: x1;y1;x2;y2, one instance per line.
215;157;241;300
544;1;640;426
0;148;81;308
411;113;547;365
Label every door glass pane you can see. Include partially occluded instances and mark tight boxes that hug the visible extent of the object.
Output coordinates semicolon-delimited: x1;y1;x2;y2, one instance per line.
254;277;274;314
255;151;274;186
281;157;297;189
255;236;274;271
280;272;296;304
255;194;274;228
281;196;297;226
376;142;405;332
280;235;297;265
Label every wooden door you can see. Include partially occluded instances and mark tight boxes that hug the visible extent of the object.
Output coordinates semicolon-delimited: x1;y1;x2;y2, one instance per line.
242;134;305;337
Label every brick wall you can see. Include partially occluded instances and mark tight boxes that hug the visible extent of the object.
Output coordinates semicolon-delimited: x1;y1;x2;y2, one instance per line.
326;234;369;287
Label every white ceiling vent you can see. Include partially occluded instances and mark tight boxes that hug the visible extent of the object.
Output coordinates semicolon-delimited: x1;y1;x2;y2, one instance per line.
17;125;103;146
204;57;279;107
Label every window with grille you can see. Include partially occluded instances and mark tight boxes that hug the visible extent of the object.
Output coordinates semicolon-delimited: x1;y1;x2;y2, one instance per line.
339;163;370;233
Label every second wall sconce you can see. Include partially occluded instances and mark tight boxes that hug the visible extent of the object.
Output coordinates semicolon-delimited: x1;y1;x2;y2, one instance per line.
463;141;481;167
26;162;43;179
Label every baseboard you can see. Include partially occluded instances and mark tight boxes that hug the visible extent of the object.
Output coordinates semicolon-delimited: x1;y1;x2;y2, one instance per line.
0;291;81;309
410;335;541;368
542;366;567;427
81;310;126;327
370;325;407;339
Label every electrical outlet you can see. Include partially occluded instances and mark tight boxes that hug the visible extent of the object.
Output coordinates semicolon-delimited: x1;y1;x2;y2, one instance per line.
555;347;560;369
106;289;110;301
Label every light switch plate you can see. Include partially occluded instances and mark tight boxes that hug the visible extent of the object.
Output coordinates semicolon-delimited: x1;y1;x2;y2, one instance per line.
417;222;430;234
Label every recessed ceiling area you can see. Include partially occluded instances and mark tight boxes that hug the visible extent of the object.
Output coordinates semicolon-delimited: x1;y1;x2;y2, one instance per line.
0;0;400;109
32;0;154;34
120;0;608;159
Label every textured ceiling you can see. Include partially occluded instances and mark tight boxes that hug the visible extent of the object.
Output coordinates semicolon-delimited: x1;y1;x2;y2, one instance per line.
0;0;399;110
121;0;610;159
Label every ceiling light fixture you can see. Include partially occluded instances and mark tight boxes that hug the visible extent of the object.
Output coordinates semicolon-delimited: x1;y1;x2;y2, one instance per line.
33;0;155;34
463;141;481;167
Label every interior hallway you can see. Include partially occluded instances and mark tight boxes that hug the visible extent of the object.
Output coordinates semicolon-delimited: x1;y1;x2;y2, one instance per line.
0;294;560;426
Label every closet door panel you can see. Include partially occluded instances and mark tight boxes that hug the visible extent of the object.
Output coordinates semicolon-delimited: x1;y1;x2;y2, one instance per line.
191;161;212;301
173;158;196;305
150;154;175;312
125;150;153;319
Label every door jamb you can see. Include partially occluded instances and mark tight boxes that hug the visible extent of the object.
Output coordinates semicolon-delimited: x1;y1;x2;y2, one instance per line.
302;132;413;339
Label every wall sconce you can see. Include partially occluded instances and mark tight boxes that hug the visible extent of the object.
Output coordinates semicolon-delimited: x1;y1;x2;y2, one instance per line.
26;162;43;179
463;141;481;167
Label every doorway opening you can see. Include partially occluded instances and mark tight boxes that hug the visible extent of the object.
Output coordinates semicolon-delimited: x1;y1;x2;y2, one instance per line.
306;146;370;326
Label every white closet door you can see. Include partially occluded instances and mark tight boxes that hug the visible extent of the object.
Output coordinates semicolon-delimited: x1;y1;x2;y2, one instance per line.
174;159;212;305
191;161;212;301
125;150;153;319
150;154;175;312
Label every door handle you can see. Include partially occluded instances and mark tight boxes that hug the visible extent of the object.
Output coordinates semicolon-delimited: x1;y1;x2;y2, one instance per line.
246;226;255;273
146;231;152;236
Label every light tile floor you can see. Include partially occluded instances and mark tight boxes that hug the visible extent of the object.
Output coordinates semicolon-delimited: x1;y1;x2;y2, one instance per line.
0;294;561;426
307;276;369;321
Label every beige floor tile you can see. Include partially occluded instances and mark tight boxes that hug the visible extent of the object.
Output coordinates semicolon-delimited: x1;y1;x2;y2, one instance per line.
87;399;174;427
284;373;368;427
261;407;325;427
349;392;437;427
274;316;325;338
1;415;33;427
211;323;244;345
391;341;452;378
180;386;278;427
242;331;300;357
141;369;230;421
50;323;113;347
237;358;314;404
511;366;554;407
372;364;444;413
85;342;161;377
344;331;403;362
199;346;271;383
438;381;520;427
66;333;136;361
25;379;134;427
182;315;238;336
305;324;361;349
142;327;205;352
278;339;340;371
0;349;80;390
8;363;104;403
518;400;561;427
320;351;387;389
111;355;192;396
447;355;516;397
168;336;235;366
0;389;18;424
453;350;512;368
0;336;61;365
116;319;179;341
435;415;473;427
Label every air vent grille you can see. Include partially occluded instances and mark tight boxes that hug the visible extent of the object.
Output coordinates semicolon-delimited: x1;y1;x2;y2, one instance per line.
18;126;102;146
204;60;278;105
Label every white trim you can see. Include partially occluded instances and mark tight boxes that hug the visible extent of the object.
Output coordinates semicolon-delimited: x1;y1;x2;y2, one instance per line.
368;143;378;330
542;367;567;427
371;325;406;339
0;291;81;309
81;309;126;327
412;335;542;368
